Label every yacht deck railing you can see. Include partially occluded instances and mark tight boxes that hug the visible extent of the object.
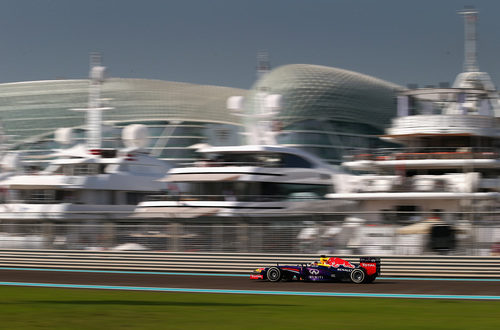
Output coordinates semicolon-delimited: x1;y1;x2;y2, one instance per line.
146;194;323;202
344;147;499;162
178;160;282;168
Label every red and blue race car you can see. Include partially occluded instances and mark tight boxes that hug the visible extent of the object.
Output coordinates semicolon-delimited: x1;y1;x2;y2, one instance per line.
250;256;380;284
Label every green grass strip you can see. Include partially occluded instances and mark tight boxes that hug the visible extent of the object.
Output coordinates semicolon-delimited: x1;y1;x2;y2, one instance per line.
0;286;499;329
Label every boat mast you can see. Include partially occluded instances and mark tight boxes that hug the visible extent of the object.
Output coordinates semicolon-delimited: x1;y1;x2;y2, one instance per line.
72;53;112;149
458;7;479;73
256;50;271;81
87;53;106;149
227;51;281;145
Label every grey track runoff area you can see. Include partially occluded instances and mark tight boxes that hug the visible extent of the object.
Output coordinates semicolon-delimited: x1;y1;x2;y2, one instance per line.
1;267;500;300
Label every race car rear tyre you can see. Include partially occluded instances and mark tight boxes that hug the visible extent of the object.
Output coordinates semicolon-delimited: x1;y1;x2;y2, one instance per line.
267;267;282;282
350;269;366;284
365;275;376;283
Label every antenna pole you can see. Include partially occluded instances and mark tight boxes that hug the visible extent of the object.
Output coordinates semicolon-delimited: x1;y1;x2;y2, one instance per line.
458;7;479;72
87;53;106;149
256;51;270;81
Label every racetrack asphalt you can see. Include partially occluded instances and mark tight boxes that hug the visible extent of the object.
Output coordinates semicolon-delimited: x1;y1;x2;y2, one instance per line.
1;269;499;296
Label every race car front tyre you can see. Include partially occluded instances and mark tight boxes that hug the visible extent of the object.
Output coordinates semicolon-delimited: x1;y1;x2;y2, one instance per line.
350;268;366;284
267;267;282;282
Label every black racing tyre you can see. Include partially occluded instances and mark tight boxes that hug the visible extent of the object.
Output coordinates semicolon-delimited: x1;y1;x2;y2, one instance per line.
267;267;282;282
350;268;366;284
365;275;376;283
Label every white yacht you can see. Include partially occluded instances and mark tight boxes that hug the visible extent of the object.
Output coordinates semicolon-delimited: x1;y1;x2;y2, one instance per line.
134;144;350;218
332;84;500;216
0;57;171;221
0;141;170;221
327;8;500;254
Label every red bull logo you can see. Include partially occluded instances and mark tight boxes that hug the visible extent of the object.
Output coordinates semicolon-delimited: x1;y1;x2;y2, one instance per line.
327;257;355;268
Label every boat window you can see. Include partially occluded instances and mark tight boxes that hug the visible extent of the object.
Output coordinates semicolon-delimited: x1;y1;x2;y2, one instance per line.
301;133;329;145
158;148;197;159
51;165;64;175
100;149;117;158
302;147;341;162
126;192;147;205
380;209;397;224
285;119;321;131
262;182;332;197
63;165;73;176
18;189;55;202
73;164;99;175
282;154;313;168
176;181;333;201
204;152;315;168
395;205;421;223
110;191;117;205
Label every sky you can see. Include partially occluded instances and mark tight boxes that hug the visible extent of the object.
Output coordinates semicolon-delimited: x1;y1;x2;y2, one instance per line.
0;0;499;89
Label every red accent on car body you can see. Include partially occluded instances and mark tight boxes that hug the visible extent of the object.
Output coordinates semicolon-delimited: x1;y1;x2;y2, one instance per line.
327;257;355;268
360;262;377;276
250;274;264;280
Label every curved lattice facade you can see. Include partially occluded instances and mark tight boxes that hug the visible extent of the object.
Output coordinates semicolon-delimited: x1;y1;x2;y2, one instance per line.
245;64;403;163
0;78;245;162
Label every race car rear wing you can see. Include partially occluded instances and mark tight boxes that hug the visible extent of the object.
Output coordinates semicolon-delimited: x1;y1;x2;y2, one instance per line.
359;257;381;276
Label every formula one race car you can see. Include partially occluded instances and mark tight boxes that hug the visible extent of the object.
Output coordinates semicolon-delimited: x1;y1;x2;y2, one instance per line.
250;256;380;284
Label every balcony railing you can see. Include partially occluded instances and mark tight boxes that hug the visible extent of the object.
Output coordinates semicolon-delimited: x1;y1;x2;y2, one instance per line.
354;177;454;193
178;160;282;168
6;199;64;204
146;193;323;202
344;147;499;162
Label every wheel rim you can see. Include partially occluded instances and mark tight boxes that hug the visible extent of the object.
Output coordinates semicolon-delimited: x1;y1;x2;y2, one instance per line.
352;270;364;283
269;270;278;280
